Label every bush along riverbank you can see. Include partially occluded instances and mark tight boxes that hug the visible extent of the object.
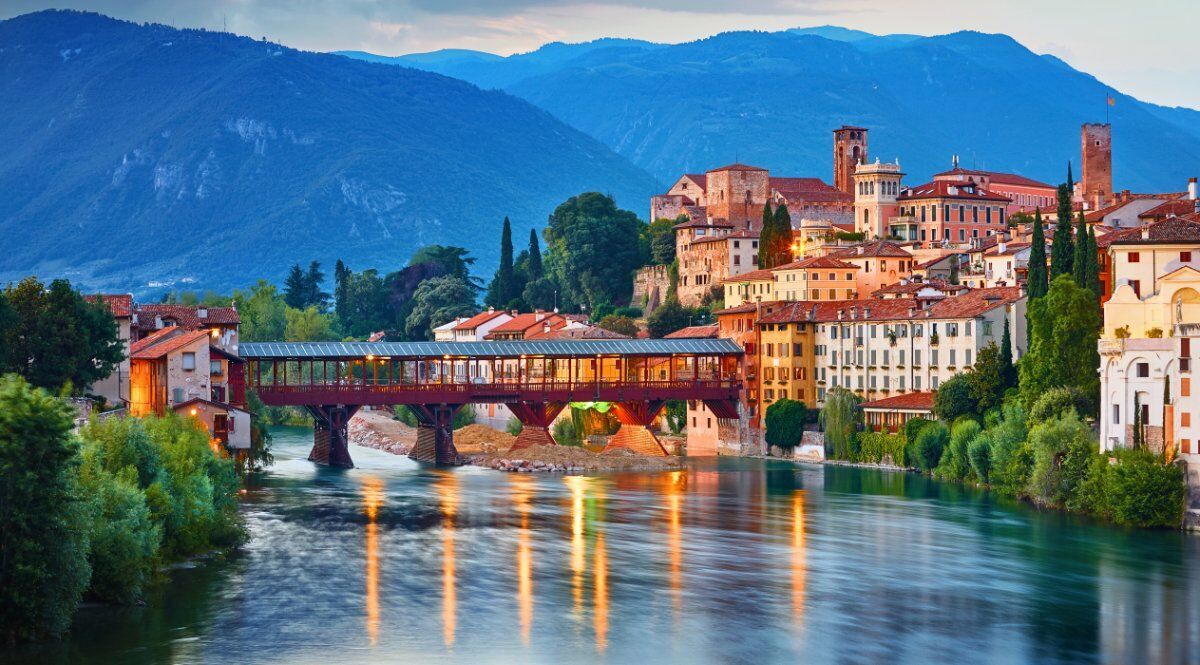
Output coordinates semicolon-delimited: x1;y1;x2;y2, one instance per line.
0;374;246;645
814;387;1187;529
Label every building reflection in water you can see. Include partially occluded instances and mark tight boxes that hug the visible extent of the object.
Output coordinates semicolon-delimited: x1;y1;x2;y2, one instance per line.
565;476;587;618
563;475;609;653
436;471;460;648
361;476;385;647
792;490;807;631
509;474;535;646
594;529;609;654
664;470;685;623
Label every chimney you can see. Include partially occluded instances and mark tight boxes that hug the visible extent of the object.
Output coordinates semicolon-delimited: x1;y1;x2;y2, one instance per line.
908;304;917;317
487;305;495;313
1121;189;1131;202
837;310;844;321
863;306;872;318
1189;177;1198;201
1141;227;1151;240
543;321;551;334
1019;283;1028;298
849;306;858;319
197;307;208;318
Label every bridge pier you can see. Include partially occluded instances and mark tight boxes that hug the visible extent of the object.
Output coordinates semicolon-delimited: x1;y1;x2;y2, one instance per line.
606;400;669;456
506;401;567;451
306;405;360;468
407;404;464;465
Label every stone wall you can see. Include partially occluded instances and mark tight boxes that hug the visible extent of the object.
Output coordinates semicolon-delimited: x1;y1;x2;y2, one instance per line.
633;264;671;313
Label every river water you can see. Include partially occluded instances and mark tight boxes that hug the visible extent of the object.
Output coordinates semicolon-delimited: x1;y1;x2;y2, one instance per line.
5;425;1200;664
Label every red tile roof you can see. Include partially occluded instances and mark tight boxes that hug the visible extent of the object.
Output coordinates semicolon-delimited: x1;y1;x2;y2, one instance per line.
1104;217;1200;246
831;240;913;259
664;324;719;339
899;181;1011;203
682;174;707;191
85;294;133;317
773;255;859;271
454;309;509;330
757;286;1022;324
137;304;240;328
130;328;210;360
870;279;967;297
722;268;775;284
708;163;767;172
860;391;936;411
933;167;1054;190
1139;199;1200;220
525;325;630;340
485;312;566;337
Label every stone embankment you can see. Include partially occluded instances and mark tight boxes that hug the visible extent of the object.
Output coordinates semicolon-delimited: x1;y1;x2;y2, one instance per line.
349;409;416;455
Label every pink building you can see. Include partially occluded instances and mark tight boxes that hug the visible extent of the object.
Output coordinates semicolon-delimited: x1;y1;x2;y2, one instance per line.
895;180;1010;248
933;165;1056;215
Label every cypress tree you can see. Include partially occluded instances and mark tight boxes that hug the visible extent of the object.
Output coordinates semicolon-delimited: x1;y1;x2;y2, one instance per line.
1072;211;1090;284
527;229;543;279
758;200;775;268
487;218;516;307
1066;161;1074;192
774;204;792;266
1027;209;1048;299
1050;184;1074;279
1000;316;1015;389
1085;225;1102;299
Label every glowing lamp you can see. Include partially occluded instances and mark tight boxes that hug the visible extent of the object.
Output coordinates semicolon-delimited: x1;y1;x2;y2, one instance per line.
190;408;198;416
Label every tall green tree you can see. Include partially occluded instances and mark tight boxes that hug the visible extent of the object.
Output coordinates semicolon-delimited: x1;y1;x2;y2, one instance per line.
644;217;679;266
283;264;308;309
334;259;351;326
1027;209;1048;299
1072;211;1090;285
772;204;793;267
284;306;338;342
408;245;479;287
231;280;287;342
405;276;479;340
758;200;775;268
999;316;1015;389
544;192;642;310
1051;184;1075;279
819;387;862;460
527;228;543;280
1085;225;1102;299
0;375;91;643
486;218;518;308
1019;275;1102;414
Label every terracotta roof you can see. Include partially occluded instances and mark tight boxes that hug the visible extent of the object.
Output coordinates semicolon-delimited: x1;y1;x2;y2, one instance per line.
871;279;968;297
769;177;851;204
913;254;961;270
722;268;775;284
454;309;509;330
85;294;133;317
715;303;760;315
130;328;210;360
831;240;913;259
773;255;859;271
990;242;1032;257
757;286;1022;324
860;391;936;411
933;167;1054;190
1139;199;1200;220
708;163;767;172
525;325;631;340
899;181;1011;203
683;174;707;191
1085;193;1186;223
664;324;719;339
1104;217;1200;246
137;304;240;328
485;312;565;336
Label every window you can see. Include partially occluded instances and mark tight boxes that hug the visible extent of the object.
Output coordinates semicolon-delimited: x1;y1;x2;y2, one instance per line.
1183;251;1193;263
1136;362;1149;378
1128;252;1140;263
931;350;939;366
793;343;804;356
949;350;957;366
210;360;223;375
965;349;972;366
1112;404;1120;425
914;376;922;390
1183;412;1192;428
172;388;184;403
1184;338;1192;357
182;352;196;371
1184;378;1192;397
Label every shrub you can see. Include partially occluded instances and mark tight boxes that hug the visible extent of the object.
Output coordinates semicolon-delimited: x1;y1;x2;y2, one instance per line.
982;403;1030;495
614;306;643;319
552;418;581;446
820;388;861;460
505;417;523;436
765;399;807;449
936;419;980;481
857;432;906;465
968;436;992;484
1028;386;1091;423
1025;411;1094;508
903;417;932;446
665;400;686;434
933;374;976;422
77;465;160;604
1106;450;1186;528
0;375;91;643
913;422;949;472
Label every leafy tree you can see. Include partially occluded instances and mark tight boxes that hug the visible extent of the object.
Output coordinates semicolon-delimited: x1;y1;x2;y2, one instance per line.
1104;449;1186;527
664;400;686;434
1019;276;1101;414
522;276;559;312
644;217;680;266
0;375;91;643
76;459;160;605
408;245;479;287
283;261;329;311
765;398;807;449
819;387;861;460
2;277;122;393
232;280;287;342
334;268;391;338
936;419;980;481
903;416;932;447
968;343;1008;414
404;276;478;340
596;314;639;337
1028;386;1092;423
758;200;775;268
1025;410;1095;508
284;306;338;342
978;403;1030;495
486;218;520;308
645;297;695;338
1050;185;1075;279
1027;209;1048;299
934;374;976;422
968;436;992;484
912;421;950;472
544;192;642;309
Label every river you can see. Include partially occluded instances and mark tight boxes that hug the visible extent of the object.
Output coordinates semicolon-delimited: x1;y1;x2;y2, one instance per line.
4;425;1199;664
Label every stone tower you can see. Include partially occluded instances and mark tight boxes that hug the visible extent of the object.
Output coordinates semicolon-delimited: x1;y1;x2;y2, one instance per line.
833;126;868;194
852;160;904;240
1081;123;1113;210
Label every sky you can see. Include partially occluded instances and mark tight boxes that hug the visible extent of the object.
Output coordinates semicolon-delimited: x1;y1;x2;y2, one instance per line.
3;0;1199;109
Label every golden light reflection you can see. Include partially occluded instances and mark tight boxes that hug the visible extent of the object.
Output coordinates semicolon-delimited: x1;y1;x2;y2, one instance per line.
361;476;385;646
594;530;609;654
436;472;460;648
565;475;588;618
510;474;535;646
664;471;685;623
791;490;807;630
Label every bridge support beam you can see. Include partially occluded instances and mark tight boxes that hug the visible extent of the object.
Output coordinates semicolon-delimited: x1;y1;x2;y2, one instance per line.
606;400;669;456
407;404;464;465
506;401;567;452
306;405;360;468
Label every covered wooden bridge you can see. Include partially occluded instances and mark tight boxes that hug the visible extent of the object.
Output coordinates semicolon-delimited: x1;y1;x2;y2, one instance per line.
240;338;743;467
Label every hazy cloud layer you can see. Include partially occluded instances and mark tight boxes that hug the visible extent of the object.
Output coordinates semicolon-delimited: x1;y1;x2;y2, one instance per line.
2;0;1198;107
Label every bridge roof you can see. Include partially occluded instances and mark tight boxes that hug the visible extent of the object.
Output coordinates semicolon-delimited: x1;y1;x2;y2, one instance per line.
240;338;743;359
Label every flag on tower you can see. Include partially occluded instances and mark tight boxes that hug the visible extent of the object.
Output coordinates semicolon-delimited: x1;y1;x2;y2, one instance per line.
1107;95;1115;106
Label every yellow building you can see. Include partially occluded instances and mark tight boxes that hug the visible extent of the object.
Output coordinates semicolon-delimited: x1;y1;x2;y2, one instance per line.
755;302;818;408
722;268;776;307
773;255;860;301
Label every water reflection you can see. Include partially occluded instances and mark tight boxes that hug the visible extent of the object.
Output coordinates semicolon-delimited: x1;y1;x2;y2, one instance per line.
791;490;806;631
360;476;384;646
565;475;587;619
594;530;609;654
509;474;535;645
664;470;685;623
436;471;459;648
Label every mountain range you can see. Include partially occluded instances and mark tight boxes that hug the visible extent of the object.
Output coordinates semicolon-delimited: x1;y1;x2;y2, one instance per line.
0;10;659;294
342;27;1200;192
